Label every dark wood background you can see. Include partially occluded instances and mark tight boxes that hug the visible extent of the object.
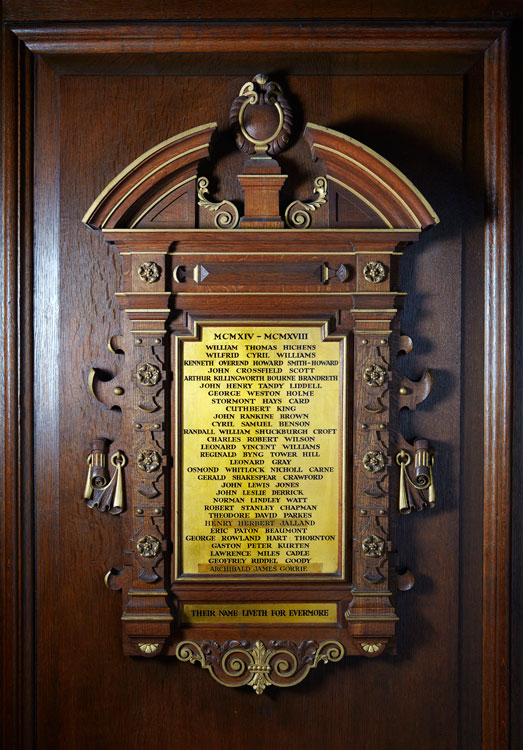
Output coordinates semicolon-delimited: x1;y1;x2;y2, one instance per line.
1;4;520;750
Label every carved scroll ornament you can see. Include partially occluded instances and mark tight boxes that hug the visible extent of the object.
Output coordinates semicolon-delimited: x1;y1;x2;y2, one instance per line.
175;639;344;694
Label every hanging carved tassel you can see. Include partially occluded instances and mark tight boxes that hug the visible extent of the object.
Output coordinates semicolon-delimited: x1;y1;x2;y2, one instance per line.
428;456;436;508
84;437;110;503
397;451;410;514
83;454;94;501
90;451;126;514
84;436;126;514
406;475;420;512
109;452;126;514
414;440;431;499
396;442;435;514
90;468;116;511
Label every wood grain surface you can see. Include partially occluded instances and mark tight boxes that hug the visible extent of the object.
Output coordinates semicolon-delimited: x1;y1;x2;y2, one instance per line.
1;16;517;750
53;70;463;749
1;0;520;21
482;31;512;750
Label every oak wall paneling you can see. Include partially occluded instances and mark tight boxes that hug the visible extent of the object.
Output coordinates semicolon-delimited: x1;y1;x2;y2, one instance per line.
1;20;513;750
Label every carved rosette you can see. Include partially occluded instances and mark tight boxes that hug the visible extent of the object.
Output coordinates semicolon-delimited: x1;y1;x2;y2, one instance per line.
175;639;344;694
136;534;162;558
362;260;387;284
358;510;390;584
130;335;167;584
363;450;386;473
136;362;161;387
138;261;162;284
362;534;386;557
352;334;392;591
364;363;387;387
137;449;161;473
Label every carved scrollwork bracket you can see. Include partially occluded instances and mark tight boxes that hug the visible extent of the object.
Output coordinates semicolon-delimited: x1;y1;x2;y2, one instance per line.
175;639;344;694
395;336;436;513
197;176;239;229
398;369;433;410
284;176;328;229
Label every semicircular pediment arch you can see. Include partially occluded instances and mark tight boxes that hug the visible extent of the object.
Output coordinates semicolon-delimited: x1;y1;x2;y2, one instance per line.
83;122;217;230
82;116;438;232
304;122;439;230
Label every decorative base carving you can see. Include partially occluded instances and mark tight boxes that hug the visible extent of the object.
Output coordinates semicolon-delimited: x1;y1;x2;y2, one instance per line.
358;642;386;658
175;639;344;694
138;642;160;655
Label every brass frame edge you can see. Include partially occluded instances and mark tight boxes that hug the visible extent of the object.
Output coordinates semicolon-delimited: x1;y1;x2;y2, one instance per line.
173;319;347;583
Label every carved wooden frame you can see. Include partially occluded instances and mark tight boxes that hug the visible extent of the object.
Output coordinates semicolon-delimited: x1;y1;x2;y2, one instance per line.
1;20;511;747
79;95;440;677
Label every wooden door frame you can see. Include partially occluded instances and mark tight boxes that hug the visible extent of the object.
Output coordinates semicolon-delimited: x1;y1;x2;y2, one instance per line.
1;21;512;749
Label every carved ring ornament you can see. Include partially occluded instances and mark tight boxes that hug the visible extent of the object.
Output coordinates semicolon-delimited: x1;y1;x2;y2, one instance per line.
229;73;293;156
82;74;439;687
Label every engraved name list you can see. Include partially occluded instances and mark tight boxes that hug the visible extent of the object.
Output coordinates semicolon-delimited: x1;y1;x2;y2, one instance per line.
178;324;346;579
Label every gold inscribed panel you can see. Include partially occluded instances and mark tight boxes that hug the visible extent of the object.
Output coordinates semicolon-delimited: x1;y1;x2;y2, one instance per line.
182;603;338;624
177;323;346;579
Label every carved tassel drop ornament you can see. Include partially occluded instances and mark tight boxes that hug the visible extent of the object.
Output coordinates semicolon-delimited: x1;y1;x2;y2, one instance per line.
84;438;126;514
396;439;435;514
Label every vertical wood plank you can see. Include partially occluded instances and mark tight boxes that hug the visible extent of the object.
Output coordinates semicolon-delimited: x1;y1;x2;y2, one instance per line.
20;41;35;750
483;28;512;750
0;19;514;750
33;57;63;750
1;25;19;750
1;29;35;750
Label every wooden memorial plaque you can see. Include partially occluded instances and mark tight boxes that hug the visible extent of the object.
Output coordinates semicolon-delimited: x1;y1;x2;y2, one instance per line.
177;321;345;581
83;74;438;692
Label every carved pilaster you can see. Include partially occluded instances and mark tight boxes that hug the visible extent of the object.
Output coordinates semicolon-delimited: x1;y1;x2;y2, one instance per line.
113;301;173;652
346;281;399;648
